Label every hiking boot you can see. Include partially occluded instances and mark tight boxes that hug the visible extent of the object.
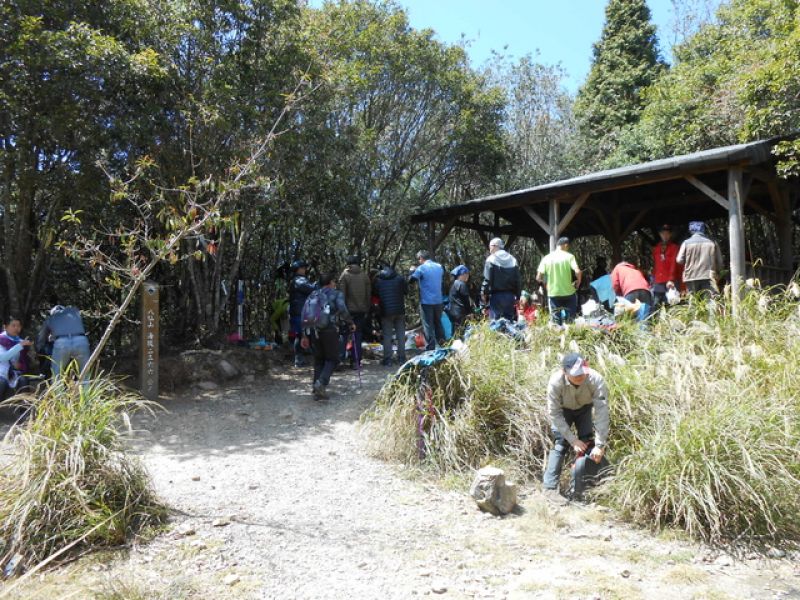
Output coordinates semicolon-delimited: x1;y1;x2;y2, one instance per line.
312;380;329;400
542;488;569;507
294;357;307;368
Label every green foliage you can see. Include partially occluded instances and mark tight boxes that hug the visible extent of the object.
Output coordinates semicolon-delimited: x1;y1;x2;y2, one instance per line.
364;291;800;545
574;0;665;163
0;372;166;571
611;0;800;168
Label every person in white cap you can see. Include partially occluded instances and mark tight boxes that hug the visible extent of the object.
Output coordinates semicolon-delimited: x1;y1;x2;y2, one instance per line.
481;237;521;321
542;352;610;504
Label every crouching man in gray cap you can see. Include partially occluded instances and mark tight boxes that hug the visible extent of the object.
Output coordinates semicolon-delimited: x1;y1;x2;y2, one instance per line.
542;352;610;504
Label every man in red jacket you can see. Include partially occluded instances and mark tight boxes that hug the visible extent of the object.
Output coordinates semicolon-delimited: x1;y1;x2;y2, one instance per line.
610;256;652;321
651;224;682;307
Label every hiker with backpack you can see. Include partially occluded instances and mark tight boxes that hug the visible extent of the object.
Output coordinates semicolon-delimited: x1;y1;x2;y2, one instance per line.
542;352;610;505
288;260;316;367
301;272;355;400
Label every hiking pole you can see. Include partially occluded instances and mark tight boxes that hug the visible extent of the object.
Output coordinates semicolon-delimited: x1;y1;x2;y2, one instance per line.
352;331;362;387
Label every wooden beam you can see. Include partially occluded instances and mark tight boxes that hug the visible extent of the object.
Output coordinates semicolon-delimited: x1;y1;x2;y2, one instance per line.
728;168;746;317
686;175;730;210
522;205;551;235
475;229;489;246
620;209;649;241
505;235;518;252
556;193;590;235
432;217;457;251
426;221;435;256
454;220;517;235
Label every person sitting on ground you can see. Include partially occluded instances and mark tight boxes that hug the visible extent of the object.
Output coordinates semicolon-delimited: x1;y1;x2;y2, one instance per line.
481;238;521;321
302;272;355;400
536;237;582;326
542;352;610;505
0;316;35;400
610;255;653;321
676;221;724;297
372;263;408;367
339;256;371;367
517;290;538;324
288;260;316;367
447;265;472;332
36;305;91;377
408;250;445;351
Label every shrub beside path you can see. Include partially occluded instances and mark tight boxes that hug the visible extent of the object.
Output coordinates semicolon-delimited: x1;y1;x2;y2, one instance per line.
3;363;799;599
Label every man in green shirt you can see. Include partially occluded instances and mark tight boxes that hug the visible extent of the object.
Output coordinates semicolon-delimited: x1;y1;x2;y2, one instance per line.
536;237;582;325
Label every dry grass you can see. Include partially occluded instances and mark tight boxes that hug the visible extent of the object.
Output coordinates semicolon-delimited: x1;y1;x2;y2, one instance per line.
363;288;800;546
0;371;166;575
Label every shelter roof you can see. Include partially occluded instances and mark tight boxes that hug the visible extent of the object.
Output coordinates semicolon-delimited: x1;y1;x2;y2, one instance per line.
411;136;794;244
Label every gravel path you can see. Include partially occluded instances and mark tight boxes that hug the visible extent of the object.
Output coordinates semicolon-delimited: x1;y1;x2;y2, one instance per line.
3;362;800;599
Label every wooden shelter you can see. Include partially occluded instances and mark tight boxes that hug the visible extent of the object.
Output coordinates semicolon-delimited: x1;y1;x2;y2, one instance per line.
412;136;799;314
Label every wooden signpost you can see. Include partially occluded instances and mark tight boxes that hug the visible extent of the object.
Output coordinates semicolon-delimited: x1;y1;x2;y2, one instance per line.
141;281;159;400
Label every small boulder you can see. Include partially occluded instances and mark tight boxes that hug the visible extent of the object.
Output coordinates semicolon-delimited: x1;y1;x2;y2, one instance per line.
216;359;239;380
469;466;517;516
197;380;219;391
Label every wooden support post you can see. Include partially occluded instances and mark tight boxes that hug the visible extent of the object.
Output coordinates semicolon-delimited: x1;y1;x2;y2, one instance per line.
766;178;795;274
505;235;518;252
427;221;435;256
432;217;457;252
728;168;746;317
548;199;560;251
140;282;159;400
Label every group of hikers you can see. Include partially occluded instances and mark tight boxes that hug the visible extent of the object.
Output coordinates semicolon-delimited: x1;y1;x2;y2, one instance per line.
283;219;724;402
284;220;724;503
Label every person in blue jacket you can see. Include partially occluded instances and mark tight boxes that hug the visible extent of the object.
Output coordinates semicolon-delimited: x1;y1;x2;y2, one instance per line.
408;250;444;351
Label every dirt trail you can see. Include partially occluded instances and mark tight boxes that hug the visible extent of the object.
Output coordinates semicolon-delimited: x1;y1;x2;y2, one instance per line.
3;362;800;599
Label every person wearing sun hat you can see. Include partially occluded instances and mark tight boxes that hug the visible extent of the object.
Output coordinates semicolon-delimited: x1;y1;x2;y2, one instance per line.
542;352;610;504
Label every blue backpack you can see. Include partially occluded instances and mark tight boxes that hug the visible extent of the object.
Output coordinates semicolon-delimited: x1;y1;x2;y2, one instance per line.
301;289;332;330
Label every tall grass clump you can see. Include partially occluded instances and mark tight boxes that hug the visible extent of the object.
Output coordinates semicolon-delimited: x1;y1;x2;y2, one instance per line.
362;320;642;478
364;288;800;545
0;371;166;573
605;290;800;545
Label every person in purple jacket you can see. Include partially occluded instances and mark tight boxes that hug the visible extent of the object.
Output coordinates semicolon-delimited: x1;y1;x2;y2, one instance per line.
0;316;34;399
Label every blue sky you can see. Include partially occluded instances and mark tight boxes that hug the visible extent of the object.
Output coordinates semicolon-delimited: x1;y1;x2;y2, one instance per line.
394;0;682;91
310;0;719;92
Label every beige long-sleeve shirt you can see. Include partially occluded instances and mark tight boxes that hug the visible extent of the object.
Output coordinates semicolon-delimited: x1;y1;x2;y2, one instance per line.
546;368;610;446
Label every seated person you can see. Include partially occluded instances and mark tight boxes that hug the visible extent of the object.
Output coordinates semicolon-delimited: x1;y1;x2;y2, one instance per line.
0;316;35;400
517;290;538;324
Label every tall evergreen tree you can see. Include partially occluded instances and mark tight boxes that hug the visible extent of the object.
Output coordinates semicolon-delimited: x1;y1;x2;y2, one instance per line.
574;0;664;165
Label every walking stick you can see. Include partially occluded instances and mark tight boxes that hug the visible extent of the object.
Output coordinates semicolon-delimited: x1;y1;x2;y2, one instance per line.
352;331;362;387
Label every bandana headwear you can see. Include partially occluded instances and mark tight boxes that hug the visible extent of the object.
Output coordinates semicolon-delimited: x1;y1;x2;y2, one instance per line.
689;221;705;234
